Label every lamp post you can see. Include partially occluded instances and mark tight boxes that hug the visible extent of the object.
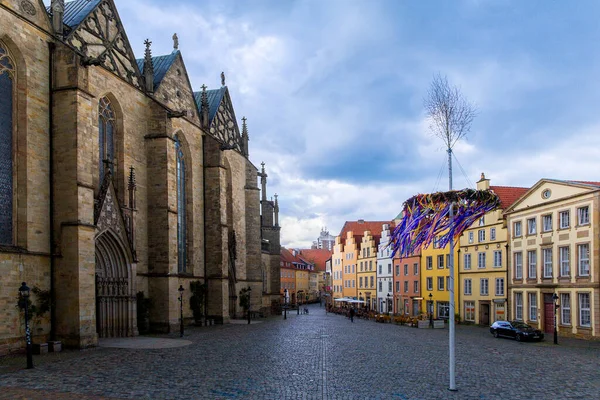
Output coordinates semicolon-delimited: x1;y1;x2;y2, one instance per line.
283;289;288;320
552;293;559;345
18;282;33;369
387;293;391;322
429;293;434;329
247;286;252;325
297;291;301;315
178;285;185;337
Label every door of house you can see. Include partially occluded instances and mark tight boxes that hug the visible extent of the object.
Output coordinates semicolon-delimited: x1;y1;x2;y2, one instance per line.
544;301;554;333
480;303;490;326
412;300;419;316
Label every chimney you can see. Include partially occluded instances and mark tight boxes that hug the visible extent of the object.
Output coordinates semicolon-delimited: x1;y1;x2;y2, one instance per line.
477;172;490;190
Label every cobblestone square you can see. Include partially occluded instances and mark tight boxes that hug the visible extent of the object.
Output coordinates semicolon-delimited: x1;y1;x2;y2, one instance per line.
1;304;599;399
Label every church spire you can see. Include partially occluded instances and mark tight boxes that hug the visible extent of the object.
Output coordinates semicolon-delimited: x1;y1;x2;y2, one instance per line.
143;39;154;94
260;162;267;201
200;84;209;129
274;194;279;227
241;117;249;157
51;0;65;36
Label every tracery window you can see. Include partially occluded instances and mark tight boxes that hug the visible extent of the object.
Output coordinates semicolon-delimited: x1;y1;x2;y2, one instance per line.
175;135;187;273
98;97;115;183
0;44;15;245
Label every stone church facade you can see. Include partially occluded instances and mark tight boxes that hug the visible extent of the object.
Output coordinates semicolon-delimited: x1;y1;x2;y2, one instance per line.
0;0;280;354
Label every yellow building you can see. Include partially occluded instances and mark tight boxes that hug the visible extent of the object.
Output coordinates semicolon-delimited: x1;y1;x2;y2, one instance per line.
420;232;459;319
357;230;379;310
332;237;344;299
459;174;528;325
342;231;359;299
505;179;600;339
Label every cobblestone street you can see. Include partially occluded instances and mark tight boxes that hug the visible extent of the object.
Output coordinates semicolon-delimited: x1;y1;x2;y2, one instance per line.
2;303;600;399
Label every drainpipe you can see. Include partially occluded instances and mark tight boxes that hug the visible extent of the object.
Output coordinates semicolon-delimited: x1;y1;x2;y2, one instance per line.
202;135;208;321
48;41;56;341
505;243;510;320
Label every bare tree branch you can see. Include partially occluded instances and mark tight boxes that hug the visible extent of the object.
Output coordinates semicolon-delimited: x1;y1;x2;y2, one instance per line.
424;73;477;150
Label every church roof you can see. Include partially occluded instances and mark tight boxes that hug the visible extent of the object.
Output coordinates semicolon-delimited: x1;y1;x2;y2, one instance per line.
135;51;179;90
193;87;226;123
47;0;101;30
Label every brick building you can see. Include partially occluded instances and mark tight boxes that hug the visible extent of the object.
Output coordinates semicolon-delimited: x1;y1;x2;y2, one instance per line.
0;0;280;354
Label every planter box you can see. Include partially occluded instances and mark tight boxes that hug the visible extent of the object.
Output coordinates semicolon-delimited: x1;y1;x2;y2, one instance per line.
33;343;48;355
48;341;62;352
417;320;445;329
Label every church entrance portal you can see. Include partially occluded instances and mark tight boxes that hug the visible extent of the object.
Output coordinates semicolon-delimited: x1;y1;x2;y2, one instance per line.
95;231;136;338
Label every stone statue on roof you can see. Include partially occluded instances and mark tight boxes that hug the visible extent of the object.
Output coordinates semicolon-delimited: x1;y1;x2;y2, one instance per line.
221;71;226;87
172;33;179;50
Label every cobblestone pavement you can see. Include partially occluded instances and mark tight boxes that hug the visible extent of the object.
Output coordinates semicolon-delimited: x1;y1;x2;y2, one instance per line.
2;304;600;399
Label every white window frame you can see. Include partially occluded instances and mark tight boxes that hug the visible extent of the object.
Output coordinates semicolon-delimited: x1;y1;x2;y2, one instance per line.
542;214;552;232
527;250;537;279
542;248;553;278
514;221;522;237
464;279;472;295
490;227;496;241
579;293;591;327
479;217;485;226
404;281;408;293
528;293;537;321
426;256;432;270
464;253;472;270
478;252;486;269
493;250;502;268
464;301;475;322
578;243;590;276
527;218;536;235
437;276;444;291
560;293;571;325
578;206;590;226
478;229;485;243
559;246;570;277
559;210;570;229
468;231;474;244
515;292;523;320
480;278;489;296
426;277;433;291
413;263;418;275
414;281;419;292
514;252;523;279
437;255;444;269
404;264;408;276
495;278;504;296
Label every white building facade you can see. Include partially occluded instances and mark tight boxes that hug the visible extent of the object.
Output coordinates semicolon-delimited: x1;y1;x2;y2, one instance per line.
377;223;394;314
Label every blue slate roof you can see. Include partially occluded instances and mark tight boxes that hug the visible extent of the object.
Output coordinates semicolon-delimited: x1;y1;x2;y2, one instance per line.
193;87;225;123
135;51;179;90
47;0;101;30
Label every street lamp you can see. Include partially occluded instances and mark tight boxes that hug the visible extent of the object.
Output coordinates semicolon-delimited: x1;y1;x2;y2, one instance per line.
552;293;559;345
178;285;185;337
18;282;33;369
428;293;434;329
247;286;252;325
387;293;391;318
283;289;288;320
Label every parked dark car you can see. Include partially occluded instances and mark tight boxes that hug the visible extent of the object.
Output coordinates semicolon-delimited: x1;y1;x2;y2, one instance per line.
490;320;544;342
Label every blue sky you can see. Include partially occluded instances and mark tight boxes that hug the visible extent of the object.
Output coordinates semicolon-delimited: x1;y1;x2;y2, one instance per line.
60;0;600;247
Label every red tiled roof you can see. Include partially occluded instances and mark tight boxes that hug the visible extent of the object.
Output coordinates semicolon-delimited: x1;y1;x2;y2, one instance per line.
338;220;391;246
570;180;600;187
490;186;529;209
299;249;332;271
280;248;300;266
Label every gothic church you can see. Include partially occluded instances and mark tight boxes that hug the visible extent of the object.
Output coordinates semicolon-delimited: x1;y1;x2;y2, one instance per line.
0;0;281;353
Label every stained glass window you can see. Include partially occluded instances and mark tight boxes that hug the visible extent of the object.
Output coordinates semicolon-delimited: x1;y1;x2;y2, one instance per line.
175;135;187;273
0;44;15;245
98;97;115;183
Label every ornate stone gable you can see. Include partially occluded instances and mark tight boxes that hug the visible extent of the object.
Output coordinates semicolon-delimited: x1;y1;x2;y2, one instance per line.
66;0;142;89
5;0;53;30
209;89;243;152
154;54;200;125
94;172;134;259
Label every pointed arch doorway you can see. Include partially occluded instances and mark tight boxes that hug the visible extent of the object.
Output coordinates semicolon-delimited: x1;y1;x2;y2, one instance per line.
95;230;136;338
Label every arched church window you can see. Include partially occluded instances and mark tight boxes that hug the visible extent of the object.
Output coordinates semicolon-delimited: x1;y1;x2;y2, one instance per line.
175;135;187;273
98;97;115;183
0;44;15;245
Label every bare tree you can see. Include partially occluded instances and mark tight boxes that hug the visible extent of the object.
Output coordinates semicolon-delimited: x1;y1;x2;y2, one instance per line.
424;74;477;149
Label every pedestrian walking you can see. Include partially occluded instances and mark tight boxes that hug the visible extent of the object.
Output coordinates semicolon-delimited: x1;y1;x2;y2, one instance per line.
349;307;355;323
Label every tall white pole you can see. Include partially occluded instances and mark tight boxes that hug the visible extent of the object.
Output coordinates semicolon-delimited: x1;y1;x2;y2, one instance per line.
448;147;457;391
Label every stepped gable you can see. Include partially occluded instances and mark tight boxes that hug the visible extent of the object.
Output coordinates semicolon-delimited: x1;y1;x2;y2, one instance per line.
338;220;390;246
